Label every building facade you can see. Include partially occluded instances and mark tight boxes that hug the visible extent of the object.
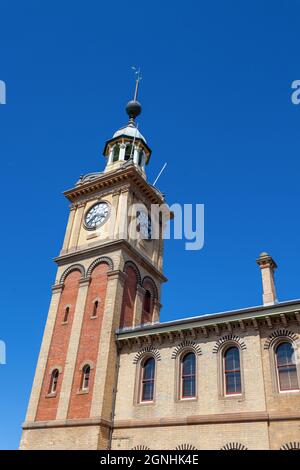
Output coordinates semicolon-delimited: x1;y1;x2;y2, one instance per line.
20;93;300;450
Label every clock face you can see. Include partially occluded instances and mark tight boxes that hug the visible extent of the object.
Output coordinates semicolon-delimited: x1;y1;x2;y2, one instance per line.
137;210;152;240
85;202;109;229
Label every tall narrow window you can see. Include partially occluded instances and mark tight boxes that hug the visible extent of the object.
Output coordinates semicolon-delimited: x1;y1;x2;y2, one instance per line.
276;342;299;391
138;150;143;166
125;144;133;161
63;306;70;323
81;364;91;391
49;369;59;394
113;145;120;162
92;300;98;318
224;347;241;395
141;357;155;402
181;352;196;398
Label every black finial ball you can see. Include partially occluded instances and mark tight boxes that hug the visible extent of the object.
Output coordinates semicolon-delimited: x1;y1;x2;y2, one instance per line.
126;100;142;120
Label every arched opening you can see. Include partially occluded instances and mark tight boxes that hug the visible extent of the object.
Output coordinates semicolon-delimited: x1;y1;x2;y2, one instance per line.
49;369;59;394
63;306;70;323
181;352;196;398
125;144;133;161
275;342;299;391
113;144;120;162
81;364;91;391
223;346;241;395
91;300;98;318
140;357;155;402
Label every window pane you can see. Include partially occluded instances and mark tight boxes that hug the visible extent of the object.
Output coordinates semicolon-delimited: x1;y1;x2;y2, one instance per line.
225;347;240;371
143;358;155;380
182;353;195;376
276;343;294;366
142;382;154;401
278;366;298;390
226;372;241;394
183;377;195;397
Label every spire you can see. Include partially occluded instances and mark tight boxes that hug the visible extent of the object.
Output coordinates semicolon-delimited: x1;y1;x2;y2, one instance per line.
125;66;142;123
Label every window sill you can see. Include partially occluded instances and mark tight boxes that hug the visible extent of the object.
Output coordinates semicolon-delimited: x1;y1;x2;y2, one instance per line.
178;397;197;402
136;400;155;406
278;389;300;395
77;389;89;395
45;392;57;398
90;316;98;320
61;321;68;325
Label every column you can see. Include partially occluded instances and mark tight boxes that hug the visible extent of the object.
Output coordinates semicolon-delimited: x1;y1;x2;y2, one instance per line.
133;284;145;327
56;277;90;420
24;284;64;422
152;298;162;323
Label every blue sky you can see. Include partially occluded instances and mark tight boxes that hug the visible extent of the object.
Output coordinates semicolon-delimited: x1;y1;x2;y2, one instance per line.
1;0;300;449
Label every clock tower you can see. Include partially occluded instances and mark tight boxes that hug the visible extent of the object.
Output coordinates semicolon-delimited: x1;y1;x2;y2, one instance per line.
20;86;167;450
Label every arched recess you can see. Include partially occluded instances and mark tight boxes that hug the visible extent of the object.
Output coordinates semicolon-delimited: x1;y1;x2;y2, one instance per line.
141;277;157;325
67;260;110;420
87;256;114;277
59;264;85;284
142;276;158;299
119;261;140;328
36;268;82;422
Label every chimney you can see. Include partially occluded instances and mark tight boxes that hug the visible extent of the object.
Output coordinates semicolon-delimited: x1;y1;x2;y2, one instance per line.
256;252;278;306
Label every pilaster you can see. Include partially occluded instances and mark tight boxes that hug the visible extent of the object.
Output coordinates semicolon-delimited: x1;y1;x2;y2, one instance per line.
25;284;64;422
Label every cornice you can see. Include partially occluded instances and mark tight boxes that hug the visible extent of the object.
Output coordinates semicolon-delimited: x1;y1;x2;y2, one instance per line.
63;165;164;205
54;238;167;283
116;302;300;349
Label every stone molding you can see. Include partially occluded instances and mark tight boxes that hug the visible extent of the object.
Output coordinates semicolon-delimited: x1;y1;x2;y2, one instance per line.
22;417;112;430
113;411;300;429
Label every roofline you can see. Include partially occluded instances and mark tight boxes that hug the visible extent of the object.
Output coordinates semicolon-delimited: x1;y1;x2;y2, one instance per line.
116;299;300;339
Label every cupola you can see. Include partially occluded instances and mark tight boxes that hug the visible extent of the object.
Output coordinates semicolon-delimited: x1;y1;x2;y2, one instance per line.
103;73;151;176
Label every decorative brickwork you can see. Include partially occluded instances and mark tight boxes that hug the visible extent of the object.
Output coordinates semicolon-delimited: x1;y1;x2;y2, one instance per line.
280;442;300;450
264;329;299;349
213;334;247;353
133;346;161;364
221;442;248;450
171;340;202;359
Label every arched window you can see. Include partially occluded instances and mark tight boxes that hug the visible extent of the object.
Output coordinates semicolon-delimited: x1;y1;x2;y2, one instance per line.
91;300;98;318
275;342;299;392
125;144;133;161
49;369;59;394
81;364;91;391
181;352;196;398
141;357;155;402
113;145;120;162
224;346;241;395
63;306;70;323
